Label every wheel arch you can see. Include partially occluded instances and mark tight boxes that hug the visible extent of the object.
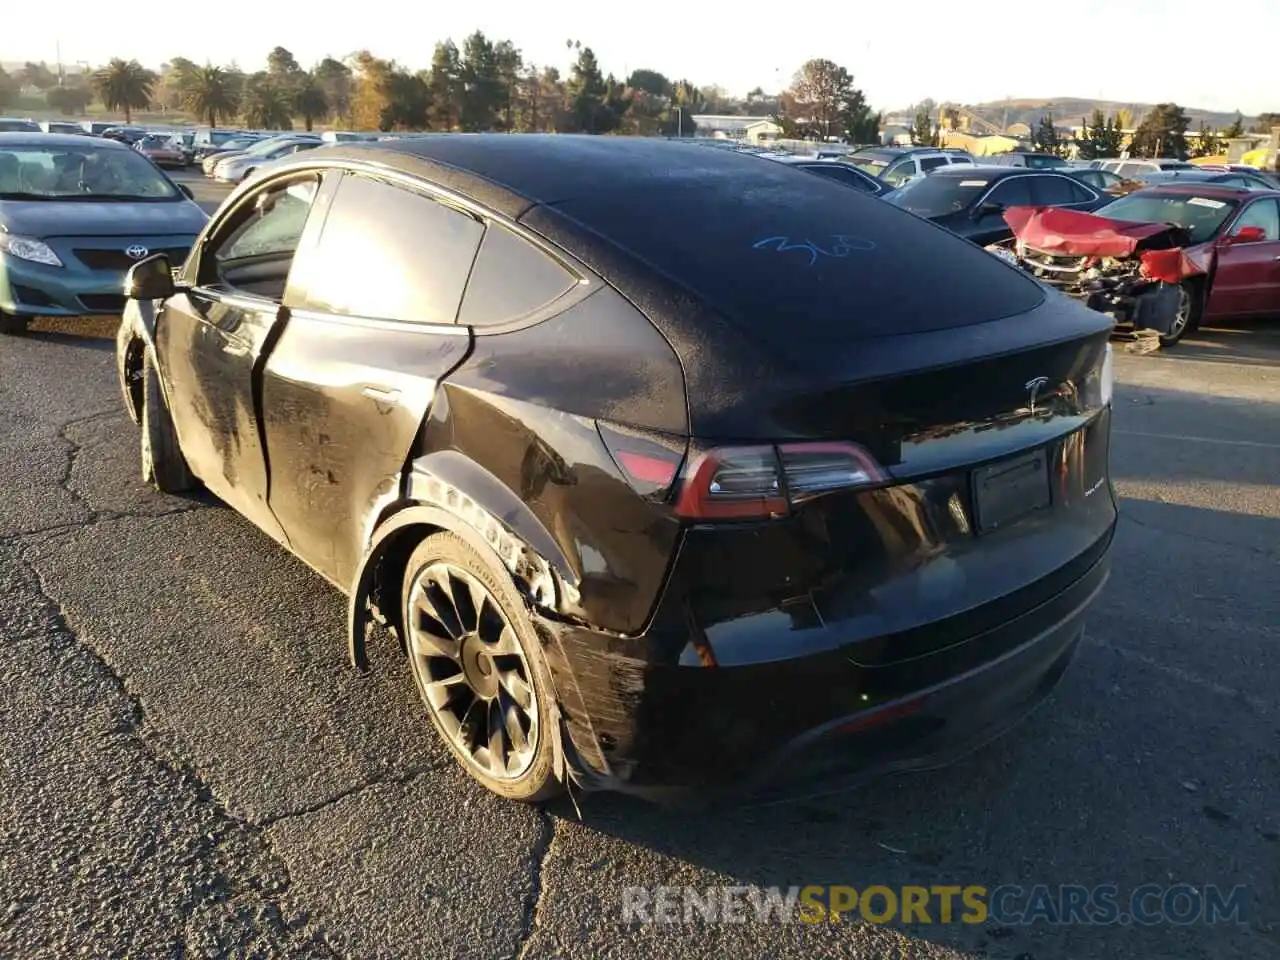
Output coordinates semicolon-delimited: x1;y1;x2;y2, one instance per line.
346;451;578;674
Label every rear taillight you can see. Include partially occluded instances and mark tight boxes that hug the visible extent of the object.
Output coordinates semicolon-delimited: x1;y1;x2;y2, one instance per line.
674;442;884;520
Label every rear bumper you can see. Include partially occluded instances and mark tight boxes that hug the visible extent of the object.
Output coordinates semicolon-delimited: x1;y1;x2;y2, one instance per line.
548;535;1111;803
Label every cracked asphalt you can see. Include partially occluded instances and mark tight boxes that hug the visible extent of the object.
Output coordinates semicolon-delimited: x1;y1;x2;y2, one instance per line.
1;179;1276;958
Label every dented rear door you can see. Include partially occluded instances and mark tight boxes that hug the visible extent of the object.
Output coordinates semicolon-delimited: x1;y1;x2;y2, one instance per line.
261;170;483;590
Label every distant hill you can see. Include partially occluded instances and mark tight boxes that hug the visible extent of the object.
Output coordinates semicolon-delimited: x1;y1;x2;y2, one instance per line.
960;98;1257;132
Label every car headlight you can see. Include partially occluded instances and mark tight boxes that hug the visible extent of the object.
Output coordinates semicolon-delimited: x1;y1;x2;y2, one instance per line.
0;233;63;267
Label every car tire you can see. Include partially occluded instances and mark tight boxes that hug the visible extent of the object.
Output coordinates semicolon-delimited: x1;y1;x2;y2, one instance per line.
1161;281;1202;346
0;310;29;336
140;353;196;493
401;531;565;803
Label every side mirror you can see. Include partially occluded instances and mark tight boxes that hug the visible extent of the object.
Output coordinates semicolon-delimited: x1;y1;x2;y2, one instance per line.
1225;225;1266;245
176;183;193;200
124;253;175;301
976;201;1005;219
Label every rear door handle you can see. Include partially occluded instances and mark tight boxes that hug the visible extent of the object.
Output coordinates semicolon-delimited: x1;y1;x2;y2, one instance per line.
361;385;401;402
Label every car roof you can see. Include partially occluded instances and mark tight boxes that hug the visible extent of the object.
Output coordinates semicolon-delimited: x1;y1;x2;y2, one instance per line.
1138;183;1278;199
284;134;1045;353
0;132;130;149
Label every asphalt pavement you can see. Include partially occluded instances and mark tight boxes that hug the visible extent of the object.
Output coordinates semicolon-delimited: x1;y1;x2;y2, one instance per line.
0;185;1276;957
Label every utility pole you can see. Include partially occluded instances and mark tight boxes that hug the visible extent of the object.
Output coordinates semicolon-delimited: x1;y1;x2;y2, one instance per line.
56;39;65;85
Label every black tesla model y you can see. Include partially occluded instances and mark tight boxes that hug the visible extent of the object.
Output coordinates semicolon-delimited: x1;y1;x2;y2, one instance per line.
116;135;1117;803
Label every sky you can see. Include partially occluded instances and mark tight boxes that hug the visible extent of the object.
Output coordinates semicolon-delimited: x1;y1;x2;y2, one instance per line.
4;0;1276;115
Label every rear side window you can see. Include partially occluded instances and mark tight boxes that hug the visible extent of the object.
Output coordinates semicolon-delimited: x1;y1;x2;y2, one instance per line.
297;173;484;324
987;177;1034;207
458;223;577;327
1030;175;1091;205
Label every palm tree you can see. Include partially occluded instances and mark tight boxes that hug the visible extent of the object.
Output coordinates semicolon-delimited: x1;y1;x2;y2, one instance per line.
93;58;155;123
292;71;329;132
240;74;293;130
182;65;240;128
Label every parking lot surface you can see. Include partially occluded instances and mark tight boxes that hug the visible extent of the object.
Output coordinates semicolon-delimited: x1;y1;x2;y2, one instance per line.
0;186;1276;957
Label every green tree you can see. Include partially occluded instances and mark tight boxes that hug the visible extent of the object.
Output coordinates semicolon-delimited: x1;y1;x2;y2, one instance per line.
0;67;17;110
45;85;93;115
1222;112;1245;138
93;59;156;123
292;71;328;131
565;46;615;134
240;72;293;129
1193;121;1221;158
428;40;462;131
1129;103;1190;158
267;46;301;77
459;31;502;132
494;40;523;131
626;69;670;98
183;65;240;128
154;57;198;111
1032;114;1059;154
911;103;936;146
779;59;862;141
1250;111;1280;133
314;58;353;126
21;62;58;90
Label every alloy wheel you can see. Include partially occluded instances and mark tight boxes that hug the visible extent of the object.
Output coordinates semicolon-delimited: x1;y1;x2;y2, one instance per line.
406;562;539;780
1168;286;1192;339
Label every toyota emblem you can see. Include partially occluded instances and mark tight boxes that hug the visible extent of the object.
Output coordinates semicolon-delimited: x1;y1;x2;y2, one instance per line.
125;245;149;260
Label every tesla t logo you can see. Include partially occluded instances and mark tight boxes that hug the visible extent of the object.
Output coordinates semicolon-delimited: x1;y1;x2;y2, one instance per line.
125;245;149;260
1025;376;1051;412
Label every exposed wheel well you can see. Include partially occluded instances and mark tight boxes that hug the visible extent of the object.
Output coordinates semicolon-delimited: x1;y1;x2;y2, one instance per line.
363;521;442;655
123;336;146;421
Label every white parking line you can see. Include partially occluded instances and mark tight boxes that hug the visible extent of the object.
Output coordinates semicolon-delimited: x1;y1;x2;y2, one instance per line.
1113;430;1280;451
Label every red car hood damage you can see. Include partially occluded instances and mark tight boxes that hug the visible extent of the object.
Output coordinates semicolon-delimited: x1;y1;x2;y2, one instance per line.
1003;206;1208;284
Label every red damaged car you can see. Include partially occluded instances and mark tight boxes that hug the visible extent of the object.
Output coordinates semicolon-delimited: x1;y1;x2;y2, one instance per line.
998;184;1280;345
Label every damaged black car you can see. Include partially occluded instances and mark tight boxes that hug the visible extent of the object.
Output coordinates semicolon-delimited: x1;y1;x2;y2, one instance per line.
116;136;1117;803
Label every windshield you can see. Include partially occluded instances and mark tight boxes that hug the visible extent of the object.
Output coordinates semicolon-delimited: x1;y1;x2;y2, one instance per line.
1096;193;1240;244
0;144;180;200
0;119;42;133
884;174;991;218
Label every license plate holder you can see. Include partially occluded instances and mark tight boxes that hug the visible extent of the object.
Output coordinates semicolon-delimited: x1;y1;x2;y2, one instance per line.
971;450;1051;534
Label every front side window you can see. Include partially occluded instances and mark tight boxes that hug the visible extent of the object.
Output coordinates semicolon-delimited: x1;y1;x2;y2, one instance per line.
297;173;484;324
881;158;917;187
919;156;949;172
205;177;319;299
986;176;1034;208
1232;198;1280;240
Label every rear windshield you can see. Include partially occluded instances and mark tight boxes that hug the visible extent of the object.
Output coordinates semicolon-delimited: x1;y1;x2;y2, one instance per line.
846;149;898;175
552;165;1044;341
1096;193;1240;244
885;174;991;218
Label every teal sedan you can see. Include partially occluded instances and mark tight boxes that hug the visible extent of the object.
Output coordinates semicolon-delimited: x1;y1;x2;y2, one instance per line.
0;133;209;335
